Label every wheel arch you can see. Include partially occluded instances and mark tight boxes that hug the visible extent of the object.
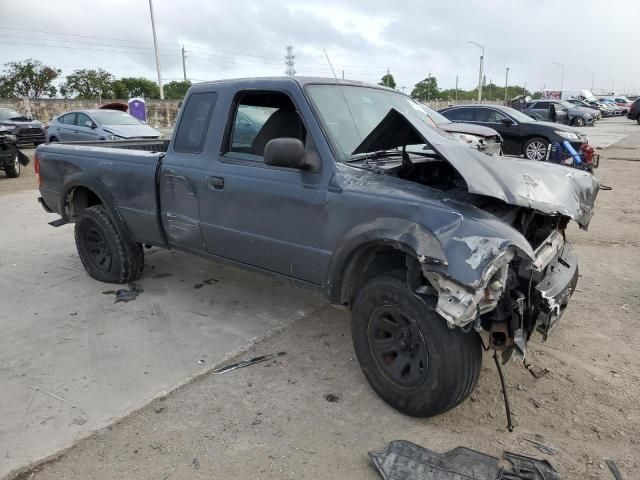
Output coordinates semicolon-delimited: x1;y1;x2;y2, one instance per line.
59;173;135;245
324;218;447;306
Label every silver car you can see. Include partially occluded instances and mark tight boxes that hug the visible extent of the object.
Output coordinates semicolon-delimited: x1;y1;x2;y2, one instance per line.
46;109;162;143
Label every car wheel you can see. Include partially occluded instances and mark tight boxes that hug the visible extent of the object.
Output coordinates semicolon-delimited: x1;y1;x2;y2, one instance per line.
572;117;585;127
351;273;482;417
524;137;549;161
74;205;144;283
4;154;21;178
48;136;59;143
637;117;640;126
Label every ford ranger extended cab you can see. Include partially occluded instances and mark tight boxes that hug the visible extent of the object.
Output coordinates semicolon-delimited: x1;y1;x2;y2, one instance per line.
36;77;599;418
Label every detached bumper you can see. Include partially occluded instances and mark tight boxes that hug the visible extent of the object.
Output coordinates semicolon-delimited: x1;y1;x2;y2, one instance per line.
533;241;578;338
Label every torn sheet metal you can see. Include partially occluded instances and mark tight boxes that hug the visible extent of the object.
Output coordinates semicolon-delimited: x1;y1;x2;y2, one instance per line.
369;440;562;480
352;108;599;228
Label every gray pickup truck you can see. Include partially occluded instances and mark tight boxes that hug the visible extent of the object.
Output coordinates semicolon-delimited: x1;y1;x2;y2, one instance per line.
36;77;599;418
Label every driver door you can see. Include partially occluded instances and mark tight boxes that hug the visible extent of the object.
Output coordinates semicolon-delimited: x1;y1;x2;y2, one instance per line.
73;113;101;141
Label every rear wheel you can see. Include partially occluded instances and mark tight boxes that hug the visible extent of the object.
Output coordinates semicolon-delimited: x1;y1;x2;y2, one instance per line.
637;116;640;125
524;137;549;161
74;205;144;283
4;154;20;178
351;274;482;417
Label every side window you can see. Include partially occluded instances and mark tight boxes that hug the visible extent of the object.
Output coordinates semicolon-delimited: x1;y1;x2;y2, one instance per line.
75;113;91;127
535;102;548;109
174;92;218;153
444;108;474;121
475;109;495;122
224;91;306;161
490;110;509;122
60;113;76;125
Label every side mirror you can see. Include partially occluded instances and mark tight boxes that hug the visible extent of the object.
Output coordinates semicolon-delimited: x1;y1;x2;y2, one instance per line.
264;138;307;169
501;118;514;126
85;120;96;129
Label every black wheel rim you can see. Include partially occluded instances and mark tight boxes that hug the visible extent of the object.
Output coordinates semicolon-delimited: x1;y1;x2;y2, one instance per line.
83;226;112;273
368;305;429;389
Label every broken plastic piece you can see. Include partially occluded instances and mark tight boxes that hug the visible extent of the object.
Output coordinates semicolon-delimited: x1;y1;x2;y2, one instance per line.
211;352;286;375
114;283;143;303
369;440;562;480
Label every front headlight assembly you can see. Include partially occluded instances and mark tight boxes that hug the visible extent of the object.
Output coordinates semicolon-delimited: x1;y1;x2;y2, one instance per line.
554;131;580;141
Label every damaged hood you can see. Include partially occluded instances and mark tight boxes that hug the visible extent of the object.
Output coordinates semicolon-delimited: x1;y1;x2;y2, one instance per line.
352;109;599;228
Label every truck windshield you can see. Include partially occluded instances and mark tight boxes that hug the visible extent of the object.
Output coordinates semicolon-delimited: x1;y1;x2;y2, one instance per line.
91;111;142;125
306;84;442;158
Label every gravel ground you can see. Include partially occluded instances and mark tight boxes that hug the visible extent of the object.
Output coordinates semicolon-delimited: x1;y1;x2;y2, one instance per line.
6;122;640;480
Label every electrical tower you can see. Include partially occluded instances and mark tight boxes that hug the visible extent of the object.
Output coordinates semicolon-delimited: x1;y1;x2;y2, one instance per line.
285;46;296;76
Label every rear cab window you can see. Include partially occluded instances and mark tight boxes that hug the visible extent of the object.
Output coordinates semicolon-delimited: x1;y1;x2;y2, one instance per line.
173;92;218;153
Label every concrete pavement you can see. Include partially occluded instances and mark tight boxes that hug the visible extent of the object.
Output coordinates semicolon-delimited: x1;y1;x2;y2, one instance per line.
0;190;322;478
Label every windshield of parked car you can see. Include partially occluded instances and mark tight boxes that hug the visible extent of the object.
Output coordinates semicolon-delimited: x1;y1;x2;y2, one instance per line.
0;108;24;121
306;84;441;157
91;111;143;126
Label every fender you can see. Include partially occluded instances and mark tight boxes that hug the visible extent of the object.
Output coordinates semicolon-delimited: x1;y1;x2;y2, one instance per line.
324;217;447;304
59;172;136;245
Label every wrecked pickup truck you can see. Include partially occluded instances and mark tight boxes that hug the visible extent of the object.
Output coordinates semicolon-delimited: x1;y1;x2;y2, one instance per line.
35;77;599;418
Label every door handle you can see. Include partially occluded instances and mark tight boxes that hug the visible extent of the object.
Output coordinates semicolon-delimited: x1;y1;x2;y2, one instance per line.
207;176;224;190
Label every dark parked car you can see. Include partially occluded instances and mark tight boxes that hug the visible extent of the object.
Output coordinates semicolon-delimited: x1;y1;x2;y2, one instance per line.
0;126;30;177
523;100;595;126
439;104;587;161
0;107;46;146
46;109;161;143
36;77;599;418
627;98;640;124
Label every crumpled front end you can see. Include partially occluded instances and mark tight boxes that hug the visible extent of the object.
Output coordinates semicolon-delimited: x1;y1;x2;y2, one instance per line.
421;223;580;359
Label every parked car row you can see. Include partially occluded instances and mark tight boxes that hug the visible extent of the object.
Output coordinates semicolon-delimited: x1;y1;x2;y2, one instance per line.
438;104;590;163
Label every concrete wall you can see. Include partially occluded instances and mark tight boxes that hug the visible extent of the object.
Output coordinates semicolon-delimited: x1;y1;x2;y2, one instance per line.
0;97;506;129
0;97;181;128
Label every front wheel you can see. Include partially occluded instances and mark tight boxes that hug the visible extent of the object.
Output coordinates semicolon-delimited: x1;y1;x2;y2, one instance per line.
637;117;640;125
74;205;144;283
572;117;585;127
4;154;21;178
524;137;549;161
351;274;482;417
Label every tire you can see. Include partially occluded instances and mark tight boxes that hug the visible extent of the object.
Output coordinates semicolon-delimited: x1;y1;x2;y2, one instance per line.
48;136;58;143
351;274;482;417
572;117;585;127
4;154;20;178
637;117;640;126
74;205;144;283
523;137;549;161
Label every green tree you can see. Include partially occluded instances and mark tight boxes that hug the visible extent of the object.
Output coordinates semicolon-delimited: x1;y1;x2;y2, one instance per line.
0;59;61;98
60;68;115;99
164;80;192;100
411;76;439;101
112;77;160;99
379;72;396;89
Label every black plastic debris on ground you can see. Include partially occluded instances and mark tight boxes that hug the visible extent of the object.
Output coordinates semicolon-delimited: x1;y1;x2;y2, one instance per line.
211;352;286;375
114;283;143;303
369;440;561;480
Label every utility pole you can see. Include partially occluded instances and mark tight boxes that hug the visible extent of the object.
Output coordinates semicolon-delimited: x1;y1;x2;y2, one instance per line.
181;45;187;81
553;62;564;91
455;75;459;102
504;67;510;103
148;0;164;99
468;41;484;102
586;70;595;91
341;70;344;80
610;77;614;94
285;46;296;76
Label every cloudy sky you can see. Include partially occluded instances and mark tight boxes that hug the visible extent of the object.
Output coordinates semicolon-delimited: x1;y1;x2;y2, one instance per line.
1;0;638;96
